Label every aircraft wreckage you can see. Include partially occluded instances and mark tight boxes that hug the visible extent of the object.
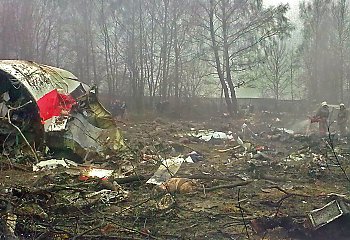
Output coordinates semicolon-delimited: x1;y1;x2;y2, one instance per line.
0;60;125;161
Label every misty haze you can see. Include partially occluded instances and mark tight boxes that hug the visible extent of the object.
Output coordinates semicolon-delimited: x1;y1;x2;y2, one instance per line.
0;0;350;239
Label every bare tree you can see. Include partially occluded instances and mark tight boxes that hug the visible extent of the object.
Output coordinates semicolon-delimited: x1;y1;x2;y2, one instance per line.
300;0;333;102
0;0;298;113
331;0;350;102
201;0;290;115
261;39;290;101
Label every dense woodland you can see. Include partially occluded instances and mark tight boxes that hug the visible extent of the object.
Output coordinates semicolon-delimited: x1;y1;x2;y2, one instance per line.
0;0;349;113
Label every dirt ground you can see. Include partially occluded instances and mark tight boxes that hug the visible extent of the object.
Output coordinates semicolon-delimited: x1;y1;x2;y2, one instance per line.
1;112;350;240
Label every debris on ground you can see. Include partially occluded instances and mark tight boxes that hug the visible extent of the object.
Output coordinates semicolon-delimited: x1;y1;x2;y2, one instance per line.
308;200;350;229
146;156;193;185
0;60;125;164
1;63;350;239
33;159;78;171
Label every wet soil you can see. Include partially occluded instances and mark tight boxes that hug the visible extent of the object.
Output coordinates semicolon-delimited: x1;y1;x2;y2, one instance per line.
1;113;350;239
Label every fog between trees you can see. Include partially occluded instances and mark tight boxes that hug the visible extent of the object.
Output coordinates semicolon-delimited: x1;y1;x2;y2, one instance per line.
0;0;348;113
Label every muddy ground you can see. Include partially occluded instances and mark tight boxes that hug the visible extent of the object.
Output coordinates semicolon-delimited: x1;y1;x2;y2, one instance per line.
1;112;350;240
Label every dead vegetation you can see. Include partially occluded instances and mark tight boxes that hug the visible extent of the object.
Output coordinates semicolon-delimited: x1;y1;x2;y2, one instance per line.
1;110;350;240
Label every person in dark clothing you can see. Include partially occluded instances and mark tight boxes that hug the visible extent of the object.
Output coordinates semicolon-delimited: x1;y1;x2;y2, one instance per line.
337;103;348;136
315;101;329;136
119;101;127;119
112;99;127;120
156;100;169;114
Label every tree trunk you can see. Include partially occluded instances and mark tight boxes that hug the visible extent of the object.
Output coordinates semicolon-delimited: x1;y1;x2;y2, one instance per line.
160;0;169;100
209;0;233;115
221;0;237;114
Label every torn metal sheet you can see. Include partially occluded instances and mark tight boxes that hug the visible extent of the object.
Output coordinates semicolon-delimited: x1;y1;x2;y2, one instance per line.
0;91;9;117
187;129;234;142
84;189;129;204
64;113;125;153
87;97;118;129
0;102;8;117
0;60;88;129
277;127;295;135
2;92;10;101
147;156;192;185
44;116;68;132
33;159;78;171
86;168;114;179
308;200;349;229
0;60;83;100
0;60;125;159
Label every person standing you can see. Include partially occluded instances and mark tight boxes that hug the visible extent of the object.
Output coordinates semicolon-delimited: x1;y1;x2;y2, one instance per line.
315;101;329;136
337;103;348;136
111;99;127;120
119;101;127;119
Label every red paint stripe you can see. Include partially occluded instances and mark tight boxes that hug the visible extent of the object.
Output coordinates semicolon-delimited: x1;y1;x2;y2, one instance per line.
36;89;76;122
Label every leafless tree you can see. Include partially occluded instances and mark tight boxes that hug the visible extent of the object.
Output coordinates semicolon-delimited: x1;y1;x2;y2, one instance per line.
261;39;290;101
331;0;350;102
200;0;290;115
0;0;292;112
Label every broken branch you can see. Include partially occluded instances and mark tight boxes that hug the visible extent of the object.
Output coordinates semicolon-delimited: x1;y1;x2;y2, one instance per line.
7;100;39;163
205;180;253;192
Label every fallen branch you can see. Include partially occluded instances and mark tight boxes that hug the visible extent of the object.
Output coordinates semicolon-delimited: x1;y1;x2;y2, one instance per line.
73;235;143;240
265;185;311;217
205;180;253;192
174;142;197;152
176;174;243;181
257;173;305;183
105;216;160;240
216;146;240;152
266;185;311;199
117;198;152;215
72;221;106;240
324;128;350;183
238;188;250;240
228;215;256;221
